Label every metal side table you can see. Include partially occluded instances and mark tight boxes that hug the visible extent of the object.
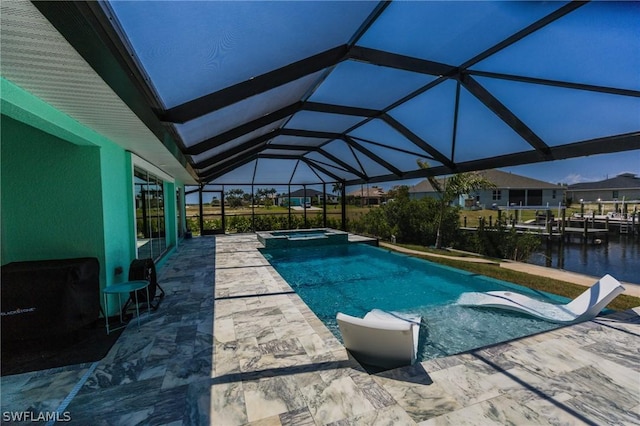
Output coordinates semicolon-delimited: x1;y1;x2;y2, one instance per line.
103;280;150;334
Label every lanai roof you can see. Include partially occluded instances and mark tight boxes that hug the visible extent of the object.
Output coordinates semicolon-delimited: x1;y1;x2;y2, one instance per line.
2;1;639;186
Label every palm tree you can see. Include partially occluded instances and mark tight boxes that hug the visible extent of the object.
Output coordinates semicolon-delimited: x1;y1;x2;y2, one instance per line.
417;160;495;248
331;182;343;204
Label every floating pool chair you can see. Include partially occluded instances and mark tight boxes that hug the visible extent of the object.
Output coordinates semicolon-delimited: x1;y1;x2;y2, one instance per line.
336;309;421;369
456;274;625;324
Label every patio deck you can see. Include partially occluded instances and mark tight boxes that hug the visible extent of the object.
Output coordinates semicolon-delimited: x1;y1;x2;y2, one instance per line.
2;234;638;425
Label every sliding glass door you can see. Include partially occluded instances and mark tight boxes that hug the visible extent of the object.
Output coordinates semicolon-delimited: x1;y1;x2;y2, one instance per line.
134;167;167;260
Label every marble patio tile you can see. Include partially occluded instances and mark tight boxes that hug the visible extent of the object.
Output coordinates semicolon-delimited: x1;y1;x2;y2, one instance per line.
14;399;65;419
0;368;74;412
239;353;313;374
272;321;317;340
214;339;242;376
501;339;601;378
66;377;164;421
420;355;463;373
581;339;640;371
146;341;178;363
194;331;215;354
102;333;155;364
300;375;376;425
279;407;315;426
298;333;334;359
279;306;307;322
320;336;346;354
253;328;279;345
176;316;205;328
256;294;292;308
273;293;296;306
243;305;285;319
163;302;203;318
417;393;553;426
563;395;640;425
83;358;146;390
116;408;158;425
161;348;213;389
243;376;307;422
315;360;361;385
234;336;262;360
24;368;90;402
373;364;461;423
328;404;417;426
506;329;561;349
329;349;351;363
466;344;519;371
140;312;171;329
483;366;574;408
188;378;248;426
587;357;640;399
560;365;639;411
215;317;237;343
428;362;502;406
350;372;397;409
246;415;283;426
138;363;167;381
522;392;595;426
175;324;198;343
279;369;325;391
233;319;275;341
216;299;249;319
196;317;214;335
259;337;307;358
145;384;191;425
306;317;331;334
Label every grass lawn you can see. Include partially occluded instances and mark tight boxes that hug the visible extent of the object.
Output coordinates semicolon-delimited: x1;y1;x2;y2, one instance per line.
386;244;640;312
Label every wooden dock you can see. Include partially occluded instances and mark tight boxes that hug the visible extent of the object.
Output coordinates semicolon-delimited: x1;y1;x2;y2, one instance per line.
461;208;639;243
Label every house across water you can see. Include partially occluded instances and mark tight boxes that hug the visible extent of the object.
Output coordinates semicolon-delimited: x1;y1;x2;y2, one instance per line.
409;169;565;209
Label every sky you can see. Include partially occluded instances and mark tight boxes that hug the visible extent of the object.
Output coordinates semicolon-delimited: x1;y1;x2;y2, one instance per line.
500;150;640;186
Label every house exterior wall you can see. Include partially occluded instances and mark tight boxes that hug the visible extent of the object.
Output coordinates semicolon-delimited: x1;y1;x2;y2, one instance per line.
567;189;640;202
1;117;107;266
468;188;563;208
279;196;310;207
410;189;564;207
1;80;182;315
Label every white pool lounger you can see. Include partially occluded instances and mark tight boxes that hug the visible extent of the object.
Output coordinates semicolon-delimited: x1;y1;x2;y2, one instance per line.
456;274;625;324
337;309;421;369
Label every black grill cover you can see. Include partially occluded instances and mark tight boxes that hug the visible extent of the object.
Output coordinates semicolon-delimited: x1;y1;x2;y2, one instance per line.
1;257;100;341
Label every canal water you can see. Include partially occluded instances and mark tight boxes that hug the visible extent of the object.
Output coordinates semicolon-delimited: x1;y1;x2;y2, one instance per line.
527;233;640;284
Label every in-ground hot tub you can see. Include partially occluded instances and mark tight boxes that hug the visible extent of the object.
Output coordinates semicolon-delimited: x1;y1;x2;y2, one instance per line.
257;228;348;249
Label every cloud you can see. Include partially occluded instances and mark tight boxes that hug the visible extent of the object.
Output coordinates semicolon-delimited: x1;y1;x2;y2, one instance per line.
562;173;591;185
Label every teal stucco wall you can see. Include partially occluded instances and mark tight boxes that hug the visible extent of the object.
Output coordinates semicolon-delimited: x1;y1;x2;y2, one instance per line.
1;116;106;264
1;79;139;315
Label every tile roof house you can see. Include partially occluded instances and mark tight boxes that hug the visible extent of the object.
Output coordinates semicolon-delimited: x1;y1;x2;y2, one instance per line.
567;173;640;202
409;169;565;209
347;186;386;206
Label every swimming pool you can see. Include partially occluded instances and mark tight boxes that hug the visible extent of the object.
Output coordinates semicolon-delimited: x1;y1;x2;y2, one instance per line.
261;243;567;360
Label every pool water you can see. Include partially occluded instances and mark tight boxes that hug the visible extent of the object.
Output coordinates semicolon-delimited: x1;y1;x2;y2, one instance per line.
261;244;567;360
